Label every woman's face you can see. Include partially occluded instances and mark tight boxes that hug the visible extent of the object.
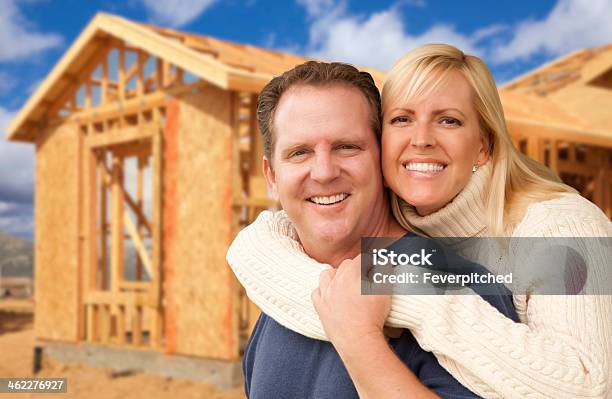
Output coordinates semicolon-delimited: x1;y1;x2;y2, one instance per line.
382;70;489;216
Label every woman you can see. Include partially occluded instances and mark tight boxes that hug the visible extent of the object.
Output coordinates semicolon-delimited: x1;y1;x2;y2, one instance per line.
227;44;611;398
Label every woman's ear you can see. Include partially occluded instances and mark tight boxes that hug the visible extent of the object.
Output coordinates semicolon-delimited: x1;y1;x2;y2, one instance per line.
476;133;492;165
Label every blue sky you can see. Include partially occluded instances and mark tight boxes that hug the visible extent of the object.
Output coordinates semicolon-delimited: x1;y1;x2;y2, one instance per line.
0;0;611;239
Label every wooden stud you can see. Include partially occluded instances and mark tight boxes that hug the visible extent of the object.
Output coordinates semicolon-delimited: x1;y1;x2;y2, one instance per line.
98;155;108;290
116;304;126;344
118;44;126;101
110;154;124;293
136;155;145;281
150;307;162;348
86;304;98;342
85;83;93;109
549;140;559;172
99;304;110;343
132;305;143;345
137;51;146;97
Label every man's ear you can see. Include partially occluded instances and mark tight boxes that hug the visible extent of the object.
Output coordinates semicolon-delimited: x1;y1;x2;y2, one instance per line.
263;156;279;200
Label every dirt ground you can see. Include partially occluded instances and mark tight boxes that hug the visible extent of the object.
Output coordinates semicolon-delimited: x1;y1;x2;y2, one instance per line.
0;299;246;399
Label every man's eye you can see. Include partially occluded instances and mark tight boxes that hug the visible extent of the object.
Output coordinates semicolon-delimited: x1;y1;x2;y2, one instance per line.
289;149;307;158
439;117;462;126
337;144;358;150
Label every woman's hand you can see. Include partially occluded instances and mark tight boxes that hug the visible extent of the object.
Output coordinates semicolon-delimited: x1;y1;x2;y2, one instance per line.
311;255;391;350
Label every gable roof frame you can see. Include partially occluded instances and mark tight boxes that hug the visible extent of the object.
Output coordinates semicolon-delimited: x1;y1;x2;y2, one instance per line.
6;13;278;142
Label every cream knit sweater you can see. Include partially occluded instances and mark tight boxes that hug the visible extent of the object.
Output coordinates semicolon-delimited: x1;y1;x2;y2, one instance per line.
226;165;612;398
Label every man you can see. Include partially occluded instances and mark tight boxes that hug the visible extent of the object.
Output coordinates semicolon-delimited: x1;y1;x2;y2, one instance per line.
236;61;516;398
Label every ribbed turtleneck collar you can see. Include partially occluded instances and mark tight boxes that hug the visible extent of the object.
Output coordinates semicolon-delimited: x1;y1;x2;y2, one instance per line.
391;162;491;237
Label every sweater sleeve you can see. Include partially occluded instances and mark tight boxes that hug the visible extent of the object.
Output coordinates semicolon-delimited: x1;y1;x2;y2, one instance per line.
226;210;329;340
226;203;612;398
404;197;612;399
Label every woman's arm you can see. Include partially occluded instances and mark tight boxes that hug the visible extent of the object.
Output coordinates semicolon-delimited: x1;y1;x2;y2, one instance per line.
226;208;612;398
227;210;330;339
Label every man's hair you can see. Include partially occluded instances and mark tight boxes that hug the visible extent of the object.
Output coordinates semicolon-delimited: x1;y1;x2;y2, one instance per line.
257;61;382;162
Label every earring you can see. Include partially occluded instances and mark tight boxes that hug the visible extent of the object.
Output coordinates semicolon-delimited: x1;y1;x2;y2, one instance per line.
472;164;479;173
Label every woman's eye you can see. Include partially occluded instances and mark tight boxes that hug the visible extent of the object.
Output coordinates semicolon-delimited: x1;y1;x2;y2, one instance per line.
390;116;410;124
439;117;462;126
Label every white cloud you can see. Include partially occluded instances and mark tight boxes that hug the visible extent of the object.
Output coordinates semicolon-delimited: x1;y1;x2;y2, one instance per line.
491;0;612;63
297;0;336;18
301;2;483;70
0;0;63;62
0;106;34;237
295;0;612;71
0;107;34;204
140;0;219;27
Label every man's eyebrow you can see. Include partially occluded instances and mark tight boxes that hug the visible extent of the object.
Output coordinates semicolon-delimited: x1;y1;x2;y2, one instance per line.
280;143;310;156
331;137;368;147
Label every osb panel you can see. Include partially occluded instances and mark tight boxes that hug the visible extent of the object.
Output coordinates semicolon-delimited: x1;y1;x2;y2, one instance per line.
549;85;612;136
164;86;239;360
34;122;80;342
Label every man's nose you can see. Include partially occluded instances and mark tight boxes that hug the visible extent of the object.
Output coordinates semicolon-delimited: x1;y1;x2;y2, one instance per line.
411;122;436;149
310;152;340;183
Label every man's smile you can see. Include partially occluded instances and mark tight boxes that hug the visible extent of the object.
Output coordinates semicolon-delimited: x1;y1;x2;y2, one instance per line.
306;193;350;205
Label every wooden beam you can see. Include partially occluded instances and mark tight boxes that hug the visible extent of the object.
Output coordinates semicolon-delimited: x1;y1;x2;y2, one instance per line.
84;291;155;307
506;118;612;149
47;39;111;120
86;121;156;148
118;281;151;290
123;209;154;278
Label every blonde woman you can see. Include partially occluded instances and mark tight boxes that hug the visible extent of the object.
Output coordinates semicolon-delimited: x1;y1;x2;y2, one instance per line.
227;44;611;398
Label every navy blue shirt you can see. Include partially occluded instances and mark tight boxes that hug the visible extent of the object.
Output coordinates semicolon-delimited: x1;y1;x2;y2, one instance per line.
243;235;518;398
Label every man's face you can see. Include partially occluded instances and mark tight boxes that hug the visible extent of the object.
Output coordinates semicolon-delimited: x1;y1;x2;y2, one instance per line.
263;84;387;251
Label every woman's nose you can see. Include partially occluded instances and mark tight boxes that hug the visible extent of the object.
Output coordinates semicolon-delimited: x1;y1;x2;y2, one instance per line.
411;122;436;149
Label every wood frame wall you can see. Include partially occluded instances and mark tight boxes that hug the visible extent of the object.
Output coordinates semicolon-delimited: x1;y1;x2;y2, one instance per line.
512;134;611;218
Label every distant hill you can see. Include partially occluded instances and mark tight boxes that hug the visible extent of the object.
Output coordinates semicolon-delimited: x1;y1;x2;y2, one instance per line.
0;232;33;278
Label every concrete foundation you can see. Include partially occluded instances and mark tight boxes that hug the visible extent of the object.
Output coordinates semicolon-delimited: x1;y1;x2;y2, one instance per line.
40;341;243;389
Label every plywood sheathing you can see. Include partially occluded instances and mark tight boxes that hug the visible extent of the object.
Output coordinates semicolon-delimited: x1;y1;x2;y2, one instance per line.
34;122;80;342
162;98;180;355
163;86;239;360
501;44;612;147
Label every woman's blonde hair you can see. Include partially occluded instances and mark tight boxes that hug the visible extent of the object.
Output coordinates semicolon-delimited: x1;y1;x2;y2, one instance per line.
382;44;575;235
